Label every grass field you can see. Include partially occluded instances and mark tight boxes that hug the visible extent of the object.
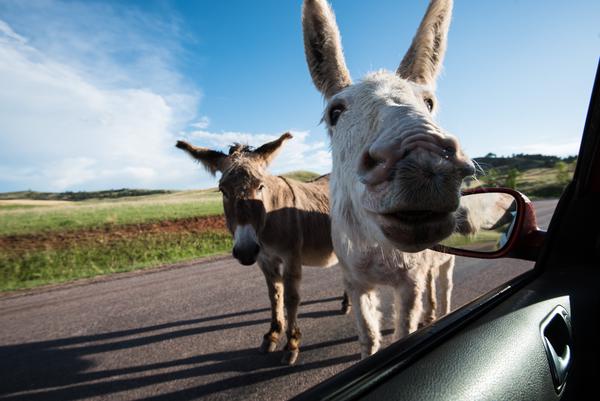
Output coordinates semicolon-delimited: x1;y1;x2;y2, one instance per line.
467;160;575;198
0;189;223;236
0;189;229;291
0;171;322;292
0;229;232;291
0;165;570;292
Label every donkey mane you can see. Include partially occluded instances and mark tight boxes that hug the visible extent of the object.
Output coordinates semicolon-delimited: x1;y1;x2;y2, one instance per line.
228;143;253;155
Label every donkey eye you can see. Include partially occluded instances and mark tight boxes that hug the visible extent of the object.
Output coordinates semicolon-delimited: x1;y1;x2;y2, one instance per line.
328;103;346;126
424;98;434;112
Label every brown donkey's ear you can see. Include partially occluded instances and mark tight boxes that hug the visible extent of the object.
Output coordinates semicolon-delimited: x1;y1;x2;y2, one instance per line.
397;0;453;87
252;132;293;167
302;0;352;99
175;141;228;176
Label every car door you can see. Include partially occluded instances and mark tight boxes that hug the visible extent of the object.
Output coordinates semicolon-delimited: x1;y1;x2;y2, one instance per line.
292;62;600;401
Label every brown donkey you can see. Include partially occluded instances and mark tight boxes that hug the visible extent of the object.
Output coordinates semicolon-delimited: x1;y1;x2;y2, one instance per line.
176;133;349;365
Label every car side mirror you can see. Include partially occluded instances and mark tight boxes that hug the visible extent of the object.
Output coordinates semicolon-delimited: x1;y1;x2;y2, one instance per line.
432;188;545;261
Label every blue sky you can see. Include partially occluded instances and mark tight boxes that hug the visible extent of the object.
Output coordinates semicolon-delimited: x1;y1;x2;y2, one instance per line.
0;0;599;192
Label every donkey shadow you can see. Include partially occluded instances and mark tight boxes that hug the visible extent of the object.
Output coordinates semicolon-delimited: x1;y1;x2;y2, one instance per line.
0;296;359;401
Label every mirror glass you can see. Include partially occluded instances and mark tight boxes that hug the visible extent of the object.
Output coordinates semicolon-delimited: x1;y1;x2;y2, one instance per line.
439;192;519;253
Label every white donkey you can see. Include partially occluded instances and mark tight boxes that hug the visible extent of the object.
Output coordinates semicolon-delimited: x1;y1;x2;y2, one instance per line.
302;0;475;357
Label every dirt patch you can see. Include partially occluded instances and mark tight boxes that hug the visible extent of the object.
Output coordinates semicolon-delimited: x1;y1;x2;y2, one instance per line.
0;215;228;253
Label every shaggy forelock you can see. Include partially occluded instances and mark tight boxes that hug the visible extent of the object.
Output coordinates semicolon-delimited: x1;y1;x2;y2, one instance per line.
228;143;253;155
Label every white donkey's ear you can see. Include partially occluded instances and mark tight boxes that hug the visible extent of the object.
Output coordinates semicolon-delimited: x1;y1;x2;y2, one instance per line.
397;0;453;87
302;0;352;99
175;141;228;176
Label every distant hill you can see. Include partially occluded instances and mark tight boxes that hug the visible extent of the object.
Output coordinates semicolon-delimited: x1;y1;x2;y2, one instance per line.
281;170;321;182
1;155;575;202
0;189;173;202
0;171;323;201
473;153;577;172
470;154;577;199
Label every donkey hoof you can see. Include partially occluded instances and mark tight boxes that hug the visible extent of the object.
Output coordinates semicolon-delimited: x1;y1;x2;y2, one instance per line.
341;304;352;315
418;317;435;329
259;339;278;354
281;349;299;365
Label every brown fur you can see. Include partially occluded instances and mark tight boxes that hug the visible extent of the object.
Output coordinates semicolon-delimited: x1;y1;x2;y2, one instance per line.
177;133;345;365
302;0;352;98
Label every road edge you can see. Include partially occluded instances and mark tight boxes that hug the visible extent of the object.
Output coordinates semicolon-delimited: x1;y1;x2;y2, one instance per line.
0;253;232;300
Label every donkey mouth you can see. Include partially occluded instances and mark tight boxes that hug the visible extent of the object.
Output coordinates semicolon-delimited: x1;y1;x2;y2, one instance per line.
370;209;456;251
382;210;449;224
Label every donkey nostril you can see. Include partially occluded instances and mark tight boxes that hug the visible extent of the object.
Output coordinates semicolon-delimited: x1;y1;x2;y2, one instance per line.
358;147;396;186
361;150;380;172
441;146;455;160
460;161;476;177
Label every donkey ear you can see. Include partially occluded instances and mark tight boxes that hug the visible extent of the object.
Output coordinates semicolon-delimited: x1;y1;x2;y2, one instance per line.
397;0;453;87
302;0;352;99
252;132;293;166
175;140;228;176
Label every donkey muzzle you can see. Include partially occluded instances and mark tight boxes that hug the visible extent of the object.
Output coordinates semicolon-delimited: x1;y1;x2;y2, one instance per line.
232;243;260;266
358;132;474;186
232;224;260;266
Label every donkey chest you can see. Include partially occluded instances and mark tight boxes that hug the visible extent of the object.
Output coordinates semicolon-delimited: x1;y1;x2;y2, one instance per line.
258;215;336;267
343;247;431;286
258;219;302;251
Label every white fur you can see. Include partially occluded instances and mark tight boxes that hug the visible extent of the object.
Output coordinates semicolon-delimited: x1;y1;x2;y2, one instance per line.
303;0;472;357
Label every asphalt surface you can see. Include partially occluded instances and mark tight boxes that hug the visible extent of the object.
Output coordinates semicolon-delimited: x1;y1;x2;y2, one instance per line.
0;200;558;401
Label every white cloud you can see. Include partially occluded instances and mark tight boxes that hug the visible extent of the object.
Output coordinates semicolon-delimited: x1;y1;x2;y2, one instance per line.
190;116;211;130
0;3;330;192
184;130;332;175
502;141;580;157
0;19;26;43
0;9;203;192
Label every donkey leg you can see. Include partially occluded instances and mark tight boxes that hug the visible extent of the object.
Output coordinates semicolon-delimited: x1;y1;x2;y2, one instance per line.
423;267;437;326
438;257;455;316
392;288;408;341
341;290;352;315
393;275;425;341
347;281;381;358
281;264;302;365
258;262;285;354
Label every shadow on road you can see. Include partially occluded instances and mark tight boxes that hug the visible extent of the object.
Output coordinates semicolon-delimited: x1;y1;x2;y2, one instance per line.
0;296;357;401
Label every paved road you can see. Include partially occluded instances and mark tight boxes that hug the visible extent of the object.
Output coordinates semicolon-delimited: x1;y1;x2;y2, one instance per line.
0;200;557;401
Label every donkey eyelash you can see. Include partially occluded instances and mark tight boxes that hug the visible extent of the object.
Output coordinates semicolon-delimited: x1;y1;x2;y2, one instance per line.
326;103;347;126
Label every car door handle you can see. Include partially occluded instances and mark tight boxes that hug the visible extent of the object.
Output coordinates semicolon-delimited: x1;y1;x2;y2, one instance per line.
540;306;572;392
545;335;570;386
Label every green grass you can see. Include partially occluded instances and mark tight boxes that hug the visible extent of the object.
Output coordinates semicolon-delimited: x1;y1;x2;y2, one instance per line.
0;189;223;236
0;204;45;210
0;189;230;291
3;178;345;291
470;161;576;199
0;230;232;292
440;229;504;251
516;167;573;199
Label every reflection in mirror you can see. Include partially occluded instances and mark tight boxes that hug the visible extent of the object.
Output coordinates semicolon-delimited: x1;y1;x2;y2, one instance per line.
440;192;518;253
